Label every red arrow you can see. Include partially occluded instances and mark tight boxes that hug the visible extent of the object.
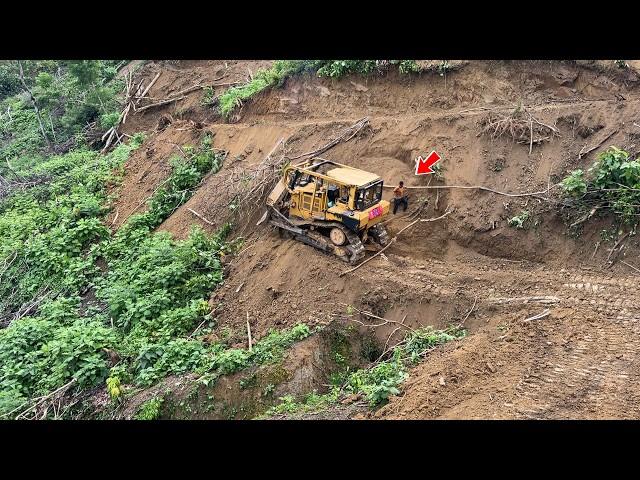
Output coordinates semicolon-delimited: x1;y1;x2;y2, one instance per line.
415;151;441;175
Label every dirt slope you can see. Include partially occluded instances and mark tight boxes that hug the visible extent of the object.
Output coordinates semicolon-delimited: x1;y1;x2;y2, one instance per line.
111;60;640;419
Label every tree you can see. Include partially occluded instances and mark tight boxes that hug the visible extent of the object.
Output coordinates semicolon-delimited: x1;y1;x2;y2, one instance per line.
17;60;50;148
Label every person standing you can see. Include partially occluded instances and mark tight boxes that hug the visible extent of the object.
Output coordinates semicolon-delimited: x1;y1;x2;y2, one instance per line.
393;181;408;214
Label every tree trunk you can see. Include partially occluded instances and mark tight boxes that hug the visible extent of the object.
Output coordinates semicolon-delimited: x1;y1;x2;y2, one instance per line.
17;61;50;148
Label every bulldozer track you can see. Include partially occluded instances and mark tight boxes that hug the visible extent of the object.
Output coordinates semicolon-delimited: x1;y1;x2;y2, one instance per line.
490;269;640;418
360;254;640;419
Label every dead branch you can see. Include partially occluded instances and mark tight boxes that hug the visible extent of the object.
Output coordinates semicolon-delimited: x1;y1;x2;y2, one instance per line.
605;232;630;265
523;309;551;322
375;315;408;362
136;95;186;113
0;173;51;202
461;296;477;325
136;72;161;105
7;378;77;420
478;108;560;145
569;206;599;228
337;305;417;334
490;296;560;305
288;117;370;161
621;260;640;275
246;312;253;352
578;130;618;159
383;183;557;199
0;285;58;328
188;208;215;226
189;317;209;338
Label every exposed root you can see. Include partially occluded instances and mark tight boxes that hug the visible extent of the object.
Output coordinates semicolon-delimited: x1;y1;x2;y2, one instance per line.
478;107;560;149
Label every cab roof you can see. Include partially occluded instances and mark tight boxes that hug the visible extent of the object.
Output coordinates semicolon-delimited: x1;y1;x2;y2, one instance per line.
325;167;381;187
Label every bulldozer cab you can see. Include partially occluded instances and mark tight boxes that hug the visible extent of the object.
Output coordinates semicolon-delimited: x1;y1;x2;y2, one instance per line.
283;159;384;217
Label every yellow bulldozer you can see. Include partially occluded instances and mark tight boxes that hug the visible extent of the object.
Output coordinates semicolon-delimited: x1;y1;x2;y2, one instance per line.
257;157;390;263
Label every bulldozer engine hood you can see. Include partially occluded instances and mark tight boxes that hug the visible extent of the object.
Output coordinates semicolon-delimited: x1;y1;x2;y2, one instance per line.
340;200;390;232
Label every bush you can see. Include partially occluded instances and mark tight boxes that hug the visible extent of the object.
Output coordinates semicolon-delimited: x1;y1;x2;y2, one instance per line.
560;169;587;197
0;316;117;401
135;397;163;420
560;146;640;227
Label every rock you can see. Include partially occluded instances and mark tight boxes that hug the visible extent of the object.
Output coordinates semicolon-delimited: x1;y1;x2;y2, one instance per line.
439;376;446;386
486;361;497;373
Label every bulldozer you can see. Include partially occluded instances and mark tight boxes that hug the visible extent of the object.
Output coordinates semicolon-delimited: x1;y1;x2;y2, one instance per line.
257;157;391;263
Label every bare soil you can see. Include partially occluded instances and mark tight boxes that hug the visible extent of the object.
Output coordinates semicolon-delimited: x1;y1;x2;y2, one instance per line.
111;60;640;419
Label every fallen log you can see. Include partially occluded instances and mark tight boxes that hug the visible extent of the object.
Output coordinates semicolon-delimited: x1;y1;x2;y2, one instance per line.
136;72;161;105
135;95;187;113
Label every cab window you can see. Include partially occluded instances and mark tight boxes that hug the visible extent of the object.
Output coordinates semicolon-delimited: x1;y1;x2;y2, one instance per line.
356;181;383;210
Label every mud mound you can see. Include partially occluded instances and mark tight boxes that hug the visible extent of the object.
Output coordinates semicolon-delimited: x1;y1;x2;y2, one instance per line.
373;267;640;419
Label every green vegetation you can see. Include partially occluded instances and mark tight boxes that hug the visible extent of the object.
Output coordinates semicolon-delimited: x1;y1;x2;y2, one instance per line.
218;61;323;118
430;161;446;181
218;60;434;119
200;86;216;107
265;325;466;416
0;119;236;417
560;146;640;229
195;323;312;387
507;210;531;229
135;397;164;420
1;60;124;161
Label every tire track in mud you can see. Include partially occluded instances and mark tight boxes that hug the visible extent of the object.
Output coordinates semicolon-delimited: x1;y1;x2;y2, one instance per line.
507;270;640;418
367;255;640;419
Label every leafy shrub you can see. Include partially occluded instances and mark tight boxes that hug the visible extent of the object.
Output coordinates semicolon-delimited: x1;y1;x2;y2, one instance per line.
135;397;163;420
134;339;211;386
201;86;216;107
346;359;407;406
249;323;311;365
0;316;117;401
106;376;122;401
100;111;120;129
398;60;421;74
560;169;587;197
402;325;466;363
560;146;640;227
